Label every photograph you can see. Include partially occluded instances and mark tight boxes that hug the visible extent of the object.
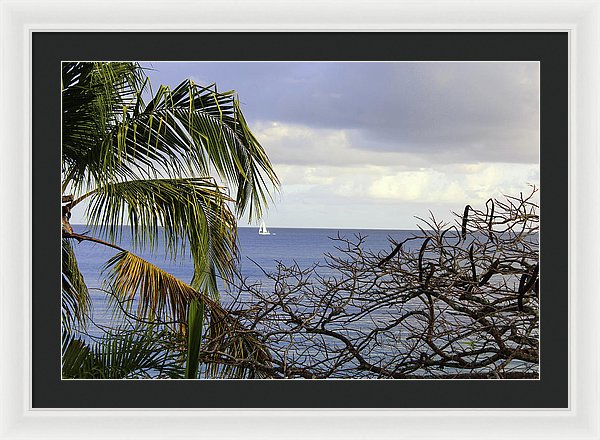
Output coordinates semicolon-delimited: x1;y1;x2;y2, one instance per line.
61;60;540;380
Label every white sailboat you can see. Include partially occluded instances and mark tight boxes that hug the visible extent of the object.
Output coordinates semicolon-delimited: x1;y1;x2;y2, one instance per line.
258;220;271;236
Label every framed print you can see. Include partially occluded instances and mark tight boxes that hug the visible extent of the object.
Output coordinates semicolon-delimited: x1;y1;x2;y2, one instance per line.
1;0;599;439
32;32;556;408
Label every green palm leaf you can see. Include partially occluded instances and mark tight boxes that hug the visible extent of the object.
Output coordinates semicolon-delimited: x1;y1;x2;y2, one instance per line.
185;298;205;379
62;62;146;192
61;238;90;330
131;80;279;221
62;331;110;379
84;177;237;296
63;62;279;221
62;325;183;379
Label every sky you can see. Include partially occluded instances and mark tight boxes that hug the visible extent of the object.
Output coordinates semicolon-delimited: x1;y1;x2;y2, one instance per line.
74;62;540;230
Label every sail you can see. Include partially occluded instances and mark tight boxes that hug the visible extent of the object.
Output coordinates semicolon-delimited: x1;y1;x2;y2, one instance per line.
259;220;270;235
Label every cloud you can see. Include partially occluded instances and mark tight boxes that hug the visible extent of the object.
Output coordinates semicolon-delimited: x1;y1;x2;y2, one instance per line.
145;61;539;164
365;164;538;204
239;115;539;228
251;121;433;168
252;118;538;170
268;163;539;206
139;61;540;229
257;161;538;227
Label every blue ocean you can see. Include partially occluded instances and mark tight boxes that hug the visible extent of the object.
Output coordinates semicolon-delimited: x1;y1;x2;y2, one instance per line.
72;225;417;334
70;225;537;378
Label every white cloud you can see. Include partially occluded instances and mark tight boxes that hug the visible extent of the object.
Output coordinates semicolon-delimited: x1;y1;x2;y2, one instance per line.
304;167;335;185
251;119;538;219
365;164;538;205
136;63;541;229
369;172;433;201
253;158;539;229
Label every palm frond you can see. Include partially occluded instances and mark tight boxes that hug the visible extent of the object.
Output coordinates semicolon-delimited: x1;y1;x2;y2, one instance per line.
61;332;106;379
62;62;279;221
103;251;197;327
62;325;183;379
102;251;272;377
185;298;205;379
62;62;146;192
96;325;182;379
127;80;280;220
62;238;90;331
85;177;237;296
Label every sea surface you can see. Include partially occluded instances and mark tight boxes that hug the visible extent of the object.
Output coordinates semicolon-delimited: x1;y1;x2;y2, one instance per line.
69;225;537;377
72;225;417;335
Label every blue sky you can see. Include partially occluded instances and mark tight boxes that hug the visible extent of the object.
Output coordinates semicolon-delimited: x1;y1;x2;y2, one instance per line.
73;62;540;230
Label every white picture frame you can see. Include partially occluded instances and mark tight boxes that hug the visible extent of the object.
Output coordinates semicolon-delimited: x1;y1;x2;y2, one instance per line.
1;0;598;439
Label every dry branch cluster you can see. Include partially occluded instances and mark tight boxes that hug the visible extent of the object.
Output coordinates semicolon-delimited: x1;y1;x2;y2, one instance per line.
201;189;539;379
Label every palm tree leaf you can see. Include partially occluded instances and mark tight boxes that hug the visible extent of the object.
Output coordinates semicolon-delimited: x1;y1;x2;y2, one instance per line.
62;62;146;193
102;250;213;327
96;325;182;379
102;251;272;377
62;62;279;221
62;325;184;379
185;298;205;379
84;177;237;296
114;80;279;220
61;332;105;379
62;238;90;330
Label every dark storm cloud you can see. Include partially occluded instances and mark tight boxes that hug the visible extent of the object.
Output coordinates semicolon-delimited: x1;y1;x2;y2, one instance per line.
144;61;539;164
